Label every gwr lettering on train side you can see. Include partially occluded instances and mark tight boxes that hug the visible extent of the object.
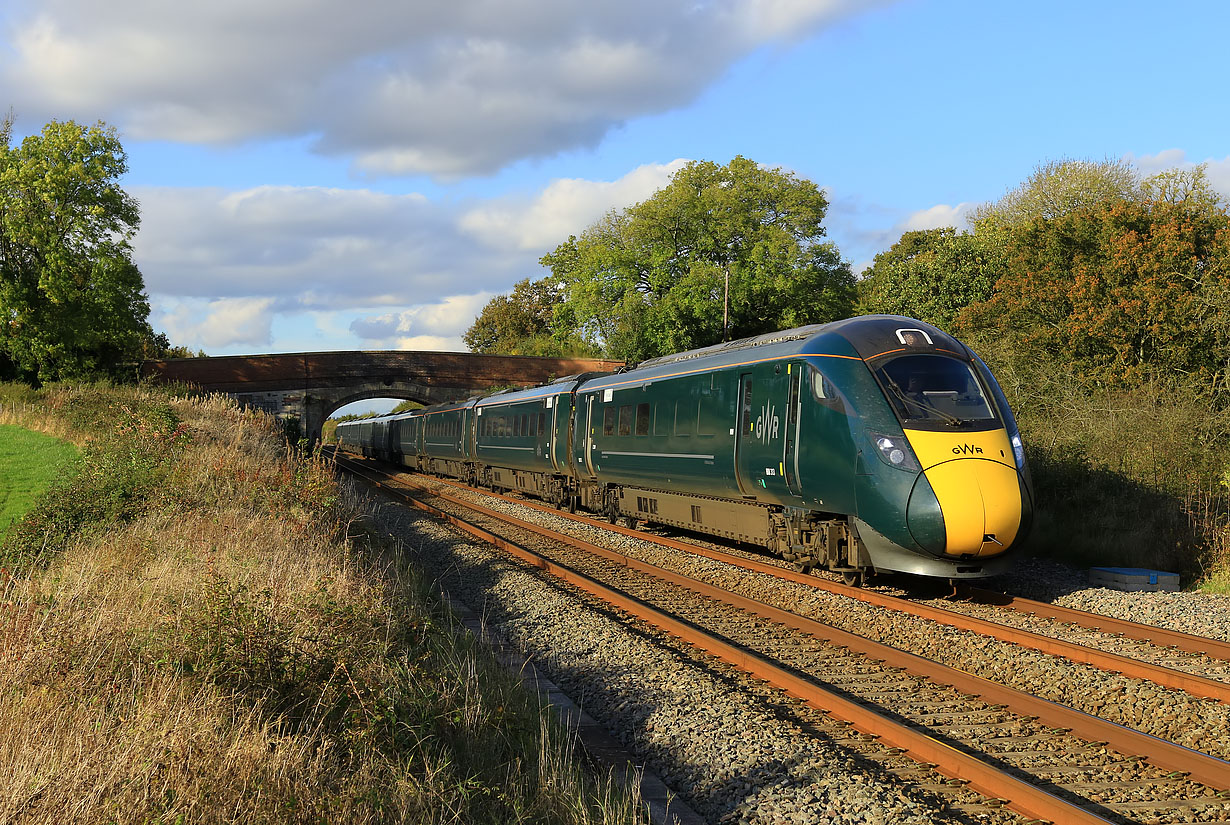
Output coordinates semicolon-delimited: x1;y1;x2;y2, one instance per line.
756;403;779;443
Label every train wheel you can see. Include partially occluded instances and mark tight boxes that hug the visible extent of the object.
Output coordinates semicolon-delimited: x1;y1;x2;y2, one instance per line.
842;571;864;587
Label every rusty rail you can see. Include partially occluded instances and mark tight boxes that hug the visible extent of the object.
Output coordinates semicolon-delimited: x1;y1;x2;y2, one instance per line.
405;468;1230;705
957;584;1230;662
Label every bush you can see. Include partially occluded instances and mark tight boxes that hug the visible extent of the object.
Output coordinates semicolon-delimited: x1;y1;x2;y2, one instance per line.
970;335;1230;583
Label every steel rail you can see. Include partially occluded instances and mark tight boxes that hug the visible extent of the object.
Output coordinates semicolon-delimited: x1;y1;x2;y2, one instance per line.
394;466;1230;705
338;457;1116;825
344;457;1230;793
956;585;1230;662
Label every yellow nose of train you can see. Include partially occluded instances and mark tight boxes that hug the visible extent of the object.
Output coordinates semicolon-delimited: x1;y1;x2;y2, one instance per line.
905;429;1024;557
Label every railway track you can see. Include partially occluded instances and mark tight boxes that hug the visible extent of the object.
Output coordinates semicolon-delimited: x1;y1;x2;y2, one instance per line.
336;453;1230;824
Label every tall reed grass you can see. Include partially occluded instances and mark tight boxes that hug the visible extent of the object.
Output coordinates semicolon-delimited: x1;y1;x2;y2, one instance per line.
0;382;645;824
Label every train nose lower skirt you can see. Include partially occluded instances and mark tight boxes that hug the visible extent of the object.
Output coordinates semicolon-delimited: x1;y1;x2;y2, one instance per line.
912;459;1022;557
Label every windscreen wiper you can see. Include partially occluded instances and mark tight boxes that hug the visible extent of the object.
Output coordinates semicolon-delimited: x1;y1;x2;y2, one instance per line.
884;376;962;426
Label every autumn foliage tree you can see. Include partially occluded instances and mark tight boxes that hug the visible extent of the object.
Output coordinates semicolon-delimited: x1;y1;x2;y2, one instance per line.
861;161;1230;385
0;117;156;383
964;194;1230;383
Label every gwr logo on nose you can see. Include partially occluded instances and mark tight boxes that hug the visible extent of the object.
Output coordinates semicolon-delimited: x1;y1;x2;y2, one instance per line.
952;443;984;455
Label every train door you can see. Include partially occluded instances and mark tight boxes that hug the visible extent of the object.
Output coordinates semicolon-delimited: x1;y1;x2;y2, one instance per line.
577;394;597;478
548;395;564;472
735;365;793;500
783;364;803;497
734;373;754;495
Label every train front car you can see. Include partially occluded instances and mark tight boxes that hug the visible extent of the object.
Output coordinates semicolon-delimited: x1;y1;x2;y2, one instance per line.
806;316;1033;578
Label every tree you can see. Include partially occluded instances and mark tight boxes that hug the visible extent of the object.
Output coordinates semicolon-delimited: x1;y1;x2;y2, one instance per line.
541;156;854;362
463;277;597;357
969;158;1140;228
962;193;1230;382
856;227;1007;329
0;117;154;382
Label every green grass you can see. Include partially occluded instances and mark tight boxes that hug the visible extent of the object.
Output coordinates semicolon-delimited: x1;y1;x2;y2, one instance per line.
0;425;80;542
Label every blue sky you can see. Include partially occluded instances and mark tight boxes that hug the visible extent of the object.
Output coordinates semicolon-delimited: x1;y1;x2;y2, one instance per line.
3;0;1228;371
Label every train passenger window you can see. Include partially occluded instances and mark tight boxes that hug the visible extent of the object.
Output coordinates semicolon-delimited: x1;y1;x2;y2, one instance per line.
696;400;717;435
654;404;670;436
635;403;650;436
874;354;997;426
538;412;546;436
603;407;616;436
674;401;692;436
618;405;633;436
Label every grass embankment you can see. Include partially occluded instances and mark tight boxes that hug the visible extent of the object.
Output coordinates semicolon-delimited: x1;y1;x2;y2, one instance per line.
0;382;642;824
0;424;80;542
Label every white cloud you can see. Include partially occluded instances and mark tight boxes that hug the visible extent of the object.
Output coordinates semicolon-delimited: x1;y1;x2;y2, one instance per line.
459;160;689;250
900;202;975;232
132;185;521;310
155;297;276;349
1126;149;1230;199
1;0;891;176
349;294;494;349
133;170;699;351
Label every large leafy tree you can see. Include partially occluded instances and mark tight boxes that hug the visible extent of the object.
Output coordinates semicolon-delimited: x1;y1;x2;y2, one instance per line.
463;277;597;357
0;117;155;382
540;156;854;362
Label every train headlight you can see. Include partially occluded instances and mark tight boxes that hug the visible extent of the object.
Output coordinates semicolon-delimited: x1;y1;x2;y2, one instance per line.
869;431;920;472
1010;432;1025;469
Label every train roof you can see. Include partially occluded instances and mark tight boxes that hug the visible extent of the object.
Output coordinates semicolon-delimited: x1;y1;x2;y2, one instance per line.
473;376;590;408
579;315;968;391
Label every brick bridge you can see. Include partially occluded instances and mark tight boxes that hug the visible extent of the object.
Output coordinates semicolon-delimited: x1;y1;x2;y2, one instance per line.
140;351;624;442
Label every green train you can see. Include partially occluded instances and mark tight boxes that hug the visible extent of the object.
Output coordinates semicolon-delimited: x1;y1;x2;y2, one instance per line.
336;316;1033;581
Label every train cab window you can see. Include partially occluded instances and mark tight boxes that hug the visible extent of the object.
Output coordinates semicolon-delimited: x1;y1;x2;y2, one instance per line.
603;407;616;436
635;403;650;436
537;412;546;436
874;354;997;427
617;405;633;436
808;365;846;413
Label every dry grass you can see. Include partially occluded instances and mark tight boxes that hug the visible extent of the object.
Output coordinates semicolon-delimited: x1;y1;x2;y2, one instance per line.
0;383;644;825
